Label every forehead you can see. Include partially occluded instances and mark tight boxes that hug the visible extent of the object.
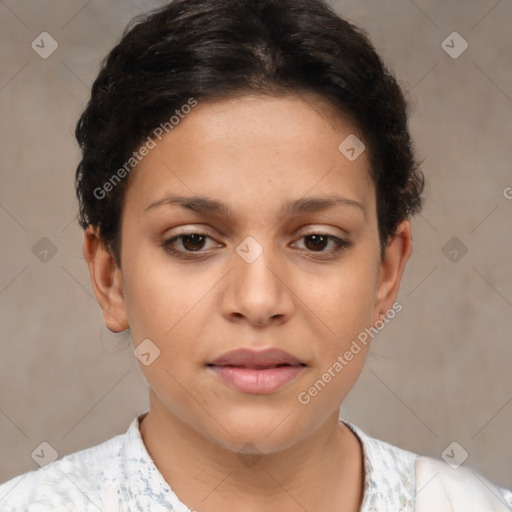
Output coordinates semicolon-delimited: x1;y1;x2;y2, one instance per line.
123;93;375;223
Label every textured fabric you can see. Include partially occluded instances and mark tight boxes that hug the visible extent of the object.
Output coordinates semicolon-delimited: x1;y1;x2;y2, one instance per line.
0;412;509;511
347;423;417;511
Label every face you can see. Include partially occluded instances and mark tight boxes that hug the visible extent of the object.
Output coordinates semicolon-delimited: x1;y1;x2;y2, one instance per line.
86;93;411;454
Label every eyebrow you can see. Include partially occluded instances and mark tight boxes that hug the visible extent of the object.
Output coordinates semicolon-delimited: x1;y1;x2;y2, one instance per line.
144;194;366;219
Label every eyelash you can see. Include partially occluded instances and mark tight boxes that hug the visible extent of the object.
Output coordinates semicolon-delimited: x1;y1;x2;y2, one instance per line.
161;231;351;260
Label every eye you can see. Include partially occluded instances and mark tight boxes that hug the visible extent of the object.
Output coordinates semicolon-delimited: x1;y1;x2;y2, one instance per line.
293;233;350;256
162;232;221;258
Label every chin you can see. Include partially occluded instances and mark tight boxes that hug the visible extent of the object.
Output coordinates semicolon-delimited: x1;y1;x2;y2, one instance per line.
199;410;316;455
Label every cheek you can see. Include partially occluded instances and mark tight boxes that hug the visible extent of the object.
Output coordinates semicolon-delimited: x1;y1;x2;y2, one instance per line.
294;268;374;413
294;255;379;340
121;245;212;341
122;256;208;401
292;249;379;406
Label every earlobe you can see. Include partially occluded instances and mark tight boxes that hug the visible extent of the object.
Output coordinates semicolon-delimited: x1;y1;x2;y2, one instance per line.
374;220;413;322
83;226;129;333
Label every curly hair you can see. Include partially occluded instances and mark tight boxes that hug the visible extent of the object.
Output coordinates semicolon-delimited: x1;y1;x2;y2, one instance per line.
75;0;425;265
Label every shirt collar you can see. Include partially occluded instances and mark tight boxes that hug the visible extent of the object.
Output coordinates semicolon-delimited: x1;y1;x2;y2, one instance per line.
343;420;417;512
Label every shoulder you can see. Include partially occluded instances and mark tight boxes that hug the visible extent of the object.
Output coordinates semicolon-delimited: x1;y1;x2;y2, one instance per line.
0;429;126;512
415;456;512;512
344;421;512;512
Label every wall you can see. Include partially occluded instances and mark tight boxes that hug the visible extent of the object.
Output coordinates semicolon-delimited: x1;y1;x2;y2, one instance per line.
0;0;510;491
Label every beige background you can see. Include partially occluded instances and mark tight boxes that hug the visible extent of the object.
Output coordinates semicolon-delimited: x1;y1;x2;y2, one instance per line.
1;0;511;492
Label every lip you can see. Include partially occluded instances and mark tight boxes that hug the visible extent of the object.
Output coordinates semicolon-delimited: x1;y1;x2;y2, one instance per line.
209;348;305;367
207;348;306;394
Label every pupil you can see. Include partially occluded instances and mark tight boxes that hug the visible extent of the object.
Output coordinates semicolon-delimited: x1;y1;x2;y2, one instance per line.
305;234;327;251
183;234;205;251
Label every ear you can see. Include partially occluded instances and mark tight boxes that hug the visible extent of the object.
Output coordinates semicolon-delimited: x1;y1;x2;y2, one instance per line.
373;220;413;323
83;226;129;333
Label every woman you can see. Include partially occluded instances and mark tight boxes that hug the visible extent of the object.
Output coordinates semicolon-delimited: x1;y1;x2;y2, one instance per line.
1;0;510;510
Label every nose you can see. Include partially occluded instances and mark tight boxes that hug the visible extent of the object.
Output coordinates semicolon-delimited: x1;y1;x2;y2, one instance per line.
220;238;295;327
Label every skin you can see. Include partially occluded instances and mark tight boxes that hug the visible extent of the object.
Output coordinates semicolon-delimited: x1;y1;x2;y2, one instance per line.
83;93;412;512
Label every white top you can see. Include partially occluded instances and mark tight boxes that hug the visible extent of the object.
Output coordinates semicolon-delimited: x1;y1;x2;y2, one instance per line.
0;412;510;511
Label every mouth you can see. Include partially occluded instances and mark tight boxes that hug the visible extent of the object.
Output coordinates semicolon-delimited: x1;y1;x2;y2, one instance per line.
208;347;306;368
207;363;306;369
207;348;307;394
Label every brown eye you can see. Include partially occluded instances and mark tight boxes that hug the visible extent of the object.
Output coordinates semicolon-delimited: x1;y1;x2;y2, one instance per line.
180;234;207;251
161;232;222;259
293;233;351;258
304;234;329;252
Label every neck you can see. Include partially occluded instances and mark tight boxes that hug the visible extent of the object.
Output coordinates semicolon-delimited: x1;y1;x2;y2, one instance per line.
139;392;364;512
